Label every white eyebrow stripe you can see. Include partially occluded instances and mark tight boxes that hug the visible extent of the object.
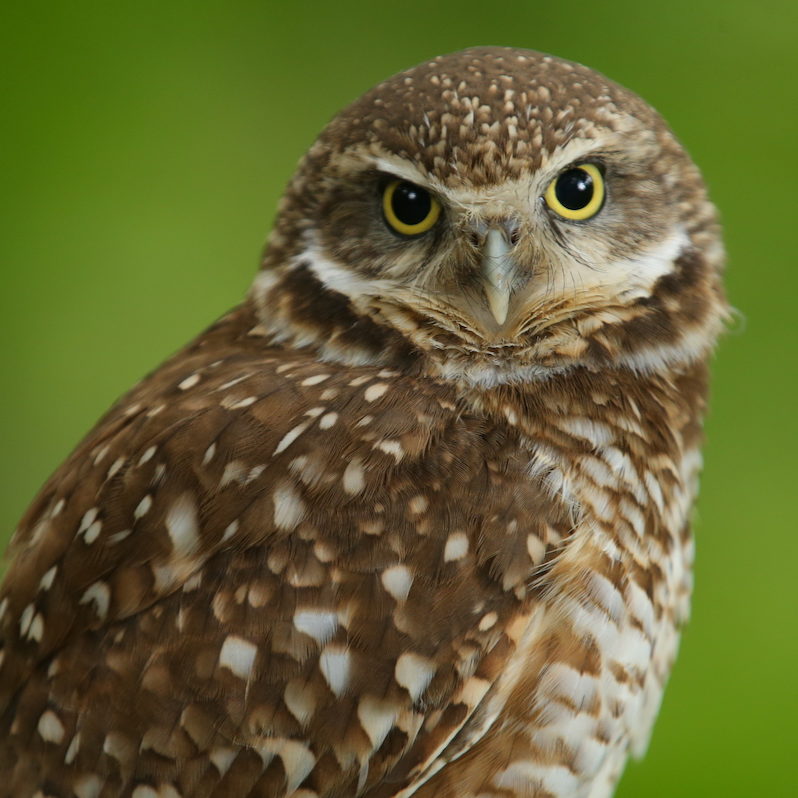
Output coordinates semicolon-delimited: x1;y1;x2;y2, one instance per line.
372;156;433;185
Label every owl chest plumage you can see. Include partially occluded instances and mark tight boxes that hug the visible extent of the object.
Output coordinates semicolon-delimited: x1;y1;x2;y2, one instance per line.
408;379;700;798
0;309;706;798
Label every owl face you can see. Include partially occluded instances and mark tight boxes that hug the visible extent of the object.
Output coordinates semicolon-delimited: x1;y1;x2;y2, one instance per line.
254;48;726;385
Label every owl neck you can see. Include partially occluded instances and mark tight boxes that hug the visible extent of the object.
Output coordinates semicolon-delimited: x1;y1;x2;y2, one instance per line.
248;270;713;397
218;297;711;495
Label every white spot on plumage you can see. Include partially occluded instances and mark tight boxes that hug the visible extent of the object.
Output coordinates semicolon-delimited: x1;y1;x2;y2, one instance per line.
28;612;44;642
80;581;111;620
627;579;656;638
319;644;351;696
37;709;65;743
219;635;258;680
182;572;202;592
202;442;217;465
645;470;665;513
165;494;200;556
293;609;338;644
456;676;491;708
343;458;365;494
573;736;610;778
178;373;200;390
139;446;157;466
289;454;326;487
64;732;81;764
273;482;306;530
103;731;133;764
19;603;34;637
395;652;435;701
619;497;646;538
319;411;338;429
602;446;638;484
77;507;99;536
358;695;399;750
479;611;498;631
220;459;246;487
83;519;103;545
209;747;237;776
364;382;389;402
74;774;102;798
374;439;404;462
408;495;428;515
226;395;257;409
539;663;599;709
218;374;251;391
258;738;316;793
222;520;239;541
560;417;614;447
39;565;58;592
588;571;626;622
495;760;581;794
444;531;469;561
28;518;50;547
274;420;312;455
93;444;110;465
134;495;152;519
581;455;616;488
107;456;125;480
301;373;330;386
284;679;317;727
246;465;265;483
381;565;413;602
526;534;546;563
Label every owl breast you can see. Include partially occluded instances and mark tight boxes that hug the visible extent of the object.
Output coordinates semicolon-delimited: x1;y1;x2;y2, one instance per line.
408;373;701;798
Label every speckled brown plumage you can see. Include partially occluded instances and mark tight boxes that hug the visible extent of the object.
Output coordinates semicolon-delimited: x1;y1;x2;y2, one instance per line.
0;47;726;797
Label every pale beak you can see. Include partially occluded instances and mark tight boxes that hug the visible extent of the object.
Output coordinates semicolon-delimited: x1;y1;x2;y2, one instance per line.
480;228;515;326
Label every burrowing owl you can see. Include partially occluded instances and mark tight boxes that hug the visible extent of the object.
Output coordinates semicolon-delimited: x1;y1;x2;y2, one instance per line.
0;47;726;797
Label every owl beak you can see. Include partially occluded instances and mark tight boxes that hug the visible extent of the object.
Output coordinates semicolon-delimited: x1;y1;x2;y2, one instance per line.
480;227;516;327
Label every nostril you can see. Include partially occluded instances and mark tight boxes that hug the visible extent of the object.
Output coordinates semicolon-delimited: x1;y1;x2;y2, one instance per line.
509;229;521;246
468;232;481;248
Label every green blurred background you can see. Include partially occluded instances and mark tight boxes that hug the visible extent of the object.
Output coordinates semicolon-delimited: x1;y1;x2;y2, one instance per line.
1;1;795;794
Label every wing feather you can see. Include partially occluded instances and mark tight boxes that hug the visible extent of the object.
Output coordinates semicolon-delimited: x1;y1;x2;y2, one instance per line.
0;306;565;796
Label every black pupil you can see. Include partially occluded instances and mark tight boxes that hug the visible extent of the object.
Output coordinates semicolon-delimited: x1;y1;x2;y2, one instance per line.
391;181;431;226
555;168;594;210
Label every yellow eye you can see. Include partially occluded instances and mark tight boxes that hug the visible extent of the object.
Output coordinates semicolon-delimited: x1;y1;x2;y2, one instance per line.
382;179;441;236
544;163;605;221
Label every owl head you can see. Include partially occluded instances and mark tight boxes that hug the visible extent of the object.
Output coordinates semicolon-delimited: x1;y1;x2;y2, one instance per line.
251;47;727;386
